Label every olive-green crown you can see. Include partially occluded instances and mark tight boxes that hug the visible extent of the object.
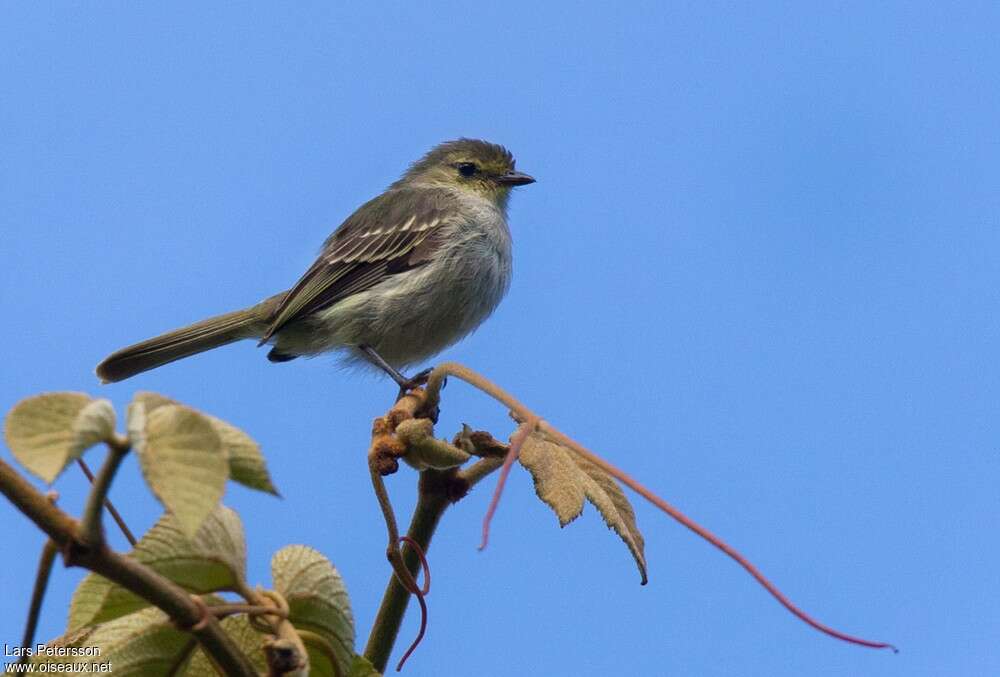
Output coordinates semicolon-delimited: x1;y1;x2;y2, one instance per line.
401;138;516;180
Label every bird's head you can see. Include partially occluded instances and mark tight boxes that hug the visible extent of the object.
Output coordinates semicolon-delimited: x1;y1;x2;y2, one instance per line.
397;138;535;206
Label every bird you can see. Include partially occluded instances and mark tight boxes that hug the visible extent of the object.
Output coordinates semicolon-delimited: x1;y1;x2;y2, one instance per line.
95;138;535;389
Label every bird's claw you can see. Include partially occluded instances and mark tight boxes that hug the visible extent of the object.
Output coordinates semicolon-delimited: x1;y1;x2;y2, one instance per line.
394;367;433;402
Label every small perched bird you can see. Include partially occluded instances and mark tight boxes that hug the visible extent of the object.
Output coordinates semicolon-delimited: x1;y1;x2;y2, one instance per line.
96;139;534;387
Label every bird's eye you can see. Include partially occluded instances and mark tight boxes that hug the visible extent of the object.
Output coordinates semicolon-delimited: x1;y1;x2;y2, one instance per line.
457;162;477;177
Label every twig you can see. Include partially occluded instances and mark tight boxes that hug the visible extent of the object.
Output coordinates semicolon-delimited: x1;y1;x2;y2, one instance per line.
430;364;896;652
456;456;504;490
425;362;533;421
478;417;538;550
78;440;131;547
17;540;58;666
363;384;508;671
76;455;136;546
0;457;79;541
366;388;438;611
209;604;288;620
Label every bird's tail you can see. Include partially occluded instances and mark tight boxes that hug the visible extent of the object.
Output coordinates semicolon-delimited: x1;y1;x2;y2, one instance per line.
96;300;277;383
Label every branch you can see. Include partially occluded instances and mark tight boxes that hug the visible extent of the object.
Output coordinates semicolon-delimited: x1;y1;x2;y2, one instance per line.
0;456;259;675
362;385;508;671
0;457;79;542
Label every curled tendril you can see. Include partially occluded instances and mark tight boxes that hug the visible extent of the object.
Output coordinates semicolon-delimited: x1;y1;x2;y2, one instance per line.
394;536;431;671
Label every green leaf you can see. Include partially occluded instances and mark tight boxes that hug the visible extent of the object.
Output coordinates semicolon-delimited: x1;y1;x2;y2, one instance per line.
70;506;248;631
4;392;115;483
68;573;129;633
181;614;268;676
211;416;279;495
131;391;176;413
349;654;383;676
34;607;194;675
130;400;228;537
519;429;648;584
134;391;278;495
272;545;354;676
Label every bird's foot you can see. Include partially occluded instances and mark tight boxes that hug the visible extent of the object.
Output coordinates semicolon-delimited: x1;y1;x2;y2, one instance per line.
357;345;440;418
395;367;433;402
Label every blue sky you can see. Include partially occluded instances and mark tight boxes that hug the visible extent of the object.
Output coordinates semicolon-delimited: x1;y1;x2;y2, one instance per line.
2;3;998;675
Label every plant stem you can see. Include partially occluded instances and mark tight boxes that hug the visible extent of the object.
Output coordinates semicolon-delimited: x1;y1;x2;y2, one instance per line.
0;457;79;541
425;362;533;421
363;472;449;673
83;545;261;675
362;458;503;673
478;418;537;550
18;540;58;666
79;442;130;547
76;457;136;546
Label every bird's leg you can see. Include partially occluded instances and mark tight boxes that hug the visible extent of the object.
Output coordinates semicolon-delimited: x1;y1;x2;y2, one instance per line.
359;345;432;399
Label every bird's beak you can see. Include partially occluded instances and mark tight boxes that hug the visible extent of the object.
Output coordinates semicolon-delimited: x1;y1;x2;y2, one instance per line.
496;170;536;186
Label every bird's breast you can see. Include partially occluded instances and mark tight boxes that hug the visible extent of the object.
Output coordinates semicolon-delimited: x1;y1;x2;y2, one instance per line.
291;205;513;368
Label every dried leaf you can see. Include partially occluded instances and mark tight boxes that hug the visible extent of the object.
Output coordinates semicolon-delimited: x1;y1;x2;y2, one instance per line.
69;506;247;631
519;430;648;584
272;545;354;676
4;393;115;483
130;400;228;537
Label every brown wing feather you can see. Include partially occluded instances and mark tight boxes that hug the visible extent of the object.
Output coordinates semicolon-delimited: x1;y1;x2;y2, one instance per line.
258;188;451;344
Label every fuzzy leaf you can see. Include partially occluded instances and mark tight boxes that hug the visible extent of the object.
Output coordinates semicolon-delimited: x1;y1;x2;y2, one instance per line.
519;430;648;584
397;418;471;470
4;393;115;483
69;506;247;631
34;607;193;675
297;635;337;677
349;654;383;676
211;416;279;495
130;401;227;537
272;545;354;676
134;391;278;495
131;391;175;413
181;614;268;676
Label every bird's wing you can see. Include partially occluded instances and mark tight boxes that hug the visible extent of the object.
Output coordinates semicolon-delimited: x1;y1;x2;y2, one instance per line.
258;188;452;344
